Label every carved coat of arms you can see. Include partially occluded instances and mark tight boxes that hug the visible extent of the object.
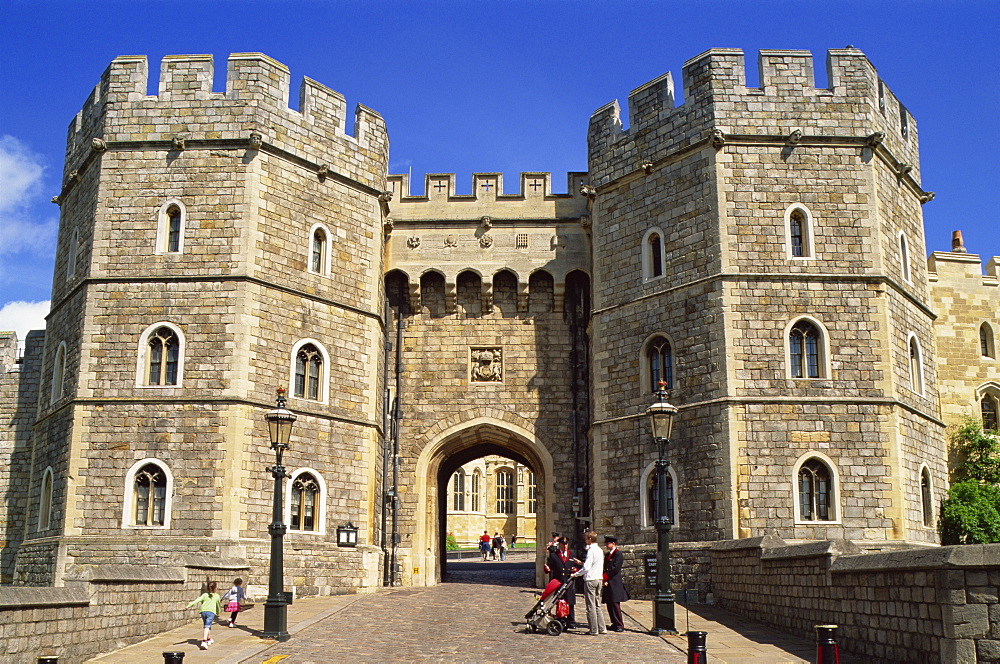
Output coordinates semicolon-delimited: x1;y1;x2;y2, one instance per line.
470;348;502;383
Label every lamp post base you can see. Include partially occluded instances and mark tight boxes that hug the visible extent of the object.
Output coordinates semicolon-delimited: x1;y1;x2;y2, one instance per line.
262;600;289;641
650;627;679;636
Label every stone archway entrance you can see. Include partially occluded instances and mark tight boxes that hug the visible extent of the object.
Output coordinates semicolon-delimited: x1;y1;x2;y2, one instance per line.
410;417;553;588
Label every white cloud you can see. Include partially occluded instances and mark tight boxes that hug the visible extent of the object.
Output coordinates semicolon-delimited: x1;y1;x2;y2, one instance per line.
0;135;57;255
0;300;50;342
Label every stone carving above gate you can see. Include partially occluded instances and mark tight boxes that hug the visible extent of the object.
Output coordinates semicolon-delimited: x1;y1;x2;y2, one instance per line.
470;347;502;383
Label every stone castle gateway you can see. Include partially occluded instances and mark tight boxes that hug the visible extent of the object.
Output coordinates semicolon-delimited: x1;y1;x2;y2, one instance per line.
1;48;997;598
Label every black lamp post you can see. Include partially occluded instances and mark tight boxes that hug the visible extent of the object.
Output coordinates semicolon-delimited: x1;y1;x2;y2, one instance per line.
646;380;678;635
263;388;296;641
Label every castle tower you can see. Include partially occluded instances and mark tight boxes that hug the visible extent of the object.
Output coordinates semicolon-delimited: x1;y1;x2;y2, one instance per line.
15;54;389;591
587;48;944;548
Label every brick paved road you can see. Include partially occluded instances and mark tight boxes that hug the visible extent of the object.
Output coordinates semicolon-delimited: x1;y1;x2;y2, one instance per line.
241;561;686;663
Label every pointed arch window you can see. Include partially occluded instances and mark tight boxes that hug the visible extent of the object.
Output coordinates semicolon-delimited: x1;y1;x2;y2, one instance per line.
290;472;320;531
167;206;182;253
134;464;167;527
50;342;66;404
641;228;667;280
310;227;328;274
147;327;179;386
294;344;323;401
798;458;834;522
899;233;911;282
647;473;675;526
908;336;924;395
527;471;537;513
496;469;514;514
157;200;186;254
452;471;466;511
471;470;481;512
38;467;54;532
920;467;933;527
982;323;996;359
789;320;822;379
647;336;674;391
983;394;999;432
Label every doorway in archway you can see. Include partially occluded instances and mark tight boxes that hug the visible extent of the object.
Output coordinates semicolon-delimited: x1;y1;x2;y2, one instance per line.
437;442;542;583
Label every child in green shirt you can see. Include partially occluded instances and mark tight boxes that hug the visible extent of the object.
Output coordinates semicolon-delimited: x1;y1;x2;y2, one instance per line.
187;581;223;650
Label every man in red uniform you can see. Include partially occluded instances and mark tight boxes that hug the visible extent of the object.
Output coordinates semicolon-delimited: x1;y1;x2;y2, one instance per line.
602;535;630;632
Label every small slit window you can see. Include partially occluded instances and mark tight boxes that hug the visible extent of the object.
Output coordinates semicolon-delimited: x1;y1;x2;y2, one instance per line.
786;206;813;259
981;323;996;359
156;200;186;254
67;228;79;279
310;227;328;274
50;342;66;404
38;467;54;532
920;467;933;528
641;228;667;280
899;233;911;282
908;335;924;395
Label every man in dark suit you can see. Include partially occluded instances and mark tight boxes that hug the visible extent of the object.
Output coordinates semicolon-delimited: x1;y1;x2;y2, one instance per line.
602;535;630;632
546;536;579;626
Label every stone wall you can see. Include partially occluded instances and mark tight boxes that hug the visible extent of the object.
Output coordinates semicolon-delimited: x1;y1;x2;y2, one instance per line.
711;535;1000;663
620;541;713;604
0;559;248;663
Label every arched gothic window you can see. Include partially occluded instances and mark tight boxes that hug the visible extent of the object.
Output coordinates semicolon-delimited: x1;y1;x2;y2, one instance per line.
786;206;813;259
147;327;179;386
647;472;675;526
641;228;666;280
798;458;834;522
647;336;673;391
908;336;924;395
983;394;999;432
38;467;54;532
920;467;933;528
982;323;996;359
452;471;466;511
290;472;320;531
310;227;328;274
495;469;514;514
50;342;66;404
471;470;481;512
134;463;167;527
789;320;822;379
527;471;537;513
166;206;182;253
294;344;323;401
899;233;911;282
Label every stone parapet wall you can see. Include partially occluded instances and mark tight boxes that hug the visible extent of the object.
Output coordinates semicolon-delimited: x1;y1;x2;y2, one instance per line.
0;559;248;663
711;535;1000;663
620;541;713;604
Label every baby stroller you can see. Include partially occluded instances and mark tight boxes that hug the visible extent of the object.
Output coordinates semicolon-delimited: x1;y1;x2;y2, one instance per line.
524;578;572;636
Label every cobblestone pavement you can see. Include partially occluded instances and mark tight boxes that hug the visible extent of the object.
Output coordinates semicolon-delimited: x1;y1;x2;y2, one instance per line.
240;561;686;663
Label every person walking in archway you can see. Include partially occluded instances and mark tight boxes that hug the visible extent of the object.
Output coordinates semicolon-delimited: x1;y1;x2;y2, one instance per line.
479;531;491;561
491;532;501;560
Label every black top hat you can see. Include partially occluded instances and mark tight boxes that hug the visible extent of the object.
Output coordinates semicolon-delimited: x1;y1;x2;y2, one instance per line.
603;535;618;544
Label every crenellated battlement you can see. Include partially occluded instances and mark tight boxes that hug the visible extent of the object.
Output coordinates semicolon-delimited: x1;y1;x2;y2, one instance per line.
589;47;922;187
64;53;388;191
385;172;590;222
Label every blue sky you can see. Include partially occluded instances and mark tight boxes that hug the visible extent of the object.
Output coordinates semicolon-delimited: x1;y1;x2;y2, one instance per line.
2;0;997;341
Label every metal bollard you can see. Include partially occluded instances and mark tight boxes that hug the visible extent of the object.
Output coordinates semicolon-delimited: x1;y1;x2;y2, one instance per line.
815;624;840;664
162;652;185;664
687;631;708;664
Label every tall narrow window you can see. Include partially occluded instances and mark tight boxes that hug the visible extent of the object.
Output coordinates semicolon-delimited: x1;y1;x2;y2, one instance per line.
920;468;933;527
471;470;481;512
452;472;466;511
647;336;673;391
50;342;66;404
899;233;911;282
39;468;54;532
496;469;514;514
789;320;822;379
982;323;996;359
134;464;167;526
166;206;182;253
294;344;323;400
983;395;999;432
786;206;813;259
147;327;179;386
798;459;833;522
649;234;663;277
647;472;675;526
908;336;924;395
527;471;537;513
290;473;320;531
67;228;79;279
310;228;327;274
